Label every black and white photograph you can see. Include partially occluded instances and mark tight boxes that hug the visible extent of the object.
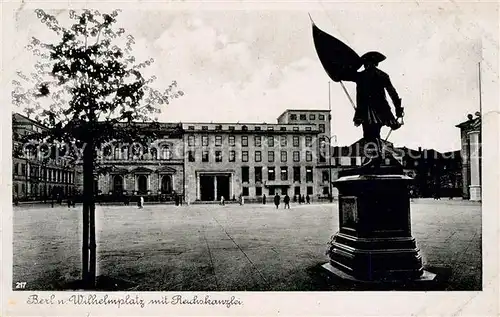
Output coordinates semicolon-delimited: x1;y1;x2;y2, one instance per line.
2;1;498;316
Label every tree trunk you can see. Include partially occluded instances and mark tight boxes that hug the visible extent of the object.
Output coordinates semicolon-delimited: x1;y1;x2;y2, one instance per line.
82;139;94;288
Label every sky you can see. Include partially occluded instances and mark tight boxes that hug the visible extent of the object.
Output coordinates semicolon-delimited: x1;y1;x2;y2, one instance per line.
9;2;498;152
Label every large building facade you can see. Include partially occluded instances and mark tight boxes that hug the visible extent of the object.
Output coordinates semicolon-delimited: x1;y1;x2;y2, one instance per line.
75;109;332;202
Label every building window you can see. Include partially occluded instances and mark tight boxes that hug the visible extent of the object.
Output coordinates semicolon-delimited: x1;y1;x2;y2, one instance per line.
255;151;262;162
202;151;209;162
293;151;300;162
242;136;248;147
255;126;261;131
202;125;208;130
215;125;222;131
319;124;325;133
294;186;301;196
306;127;311;131
280;127;286;131
306;151;313;162
268;136;274;147
255;167;262;183
268;151;275;162
242;125;248;131
269;187;275;195
242;187;249;196
305;136;312;147
280;167;288;181
306;167;313;182
293;166;301;182
229;136;235;146
319;114;325;120
268;167;275;181
188;125;195;130
300;114;307;120
293;127;299;131
293;136;300;147
281;151;287;162
280;135;287;147
229;150;236;162
290;114;297;120
256;186;262;196
188;151;195;162
323;187;329;195
242;166;249;183
202;135;209;146
188;135;195;146
309;114;316;120
322;171;329;182
254;136;262;147
215;135;222;146
307;186;313;195
215;151;222;162
242;151;249;162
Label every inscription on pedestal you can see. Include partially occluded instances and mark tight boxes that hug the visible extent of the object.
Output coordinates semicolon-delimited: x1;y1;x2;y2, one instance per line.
340;196;358;229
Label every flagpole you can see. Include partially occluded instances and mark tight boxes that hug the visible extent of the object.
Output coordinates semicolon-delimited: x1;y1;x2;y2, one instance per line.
478;61;482;114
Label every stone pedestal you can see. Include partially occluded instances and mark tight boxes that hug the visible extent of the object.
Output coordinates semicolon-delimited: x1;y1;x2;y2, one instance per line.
325;168;429;282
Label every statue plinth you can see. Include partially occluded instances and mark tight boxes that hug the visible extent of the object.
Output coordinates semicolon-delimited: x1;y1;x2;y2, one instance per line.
324;165;436;284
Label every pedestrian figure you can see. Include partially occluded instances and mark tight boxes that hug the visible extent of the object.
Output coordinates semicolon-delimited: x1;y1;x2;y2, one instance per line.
220;196;225;206
262;194;266;204
306;194;311;204
241;195;245;205
274;193;281;209
409;189;414;202
138;196;144;209
293;195;297;203
284;194;290;209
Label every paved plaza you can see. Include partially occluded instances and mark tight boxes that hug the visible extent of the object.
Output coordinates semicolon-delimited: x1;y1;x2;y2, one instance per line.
13;199;481;291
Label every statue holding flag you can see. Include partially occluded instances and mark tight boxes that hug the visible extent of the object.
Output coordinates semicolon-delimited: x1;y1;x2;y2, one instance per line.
311;18;404;168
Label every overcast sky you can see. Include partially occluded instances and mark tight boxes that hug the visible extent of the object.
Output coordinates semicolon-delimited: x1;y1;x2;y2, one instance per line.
10;2;498;152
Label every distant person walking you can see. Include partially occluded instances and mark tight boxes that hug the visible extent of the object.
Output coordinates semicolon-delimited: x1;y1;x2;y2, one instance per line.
262;194;266;204
138;196;144;209
274;193;281;209
220;196;225;206
283;194;290;209
306;194;311;204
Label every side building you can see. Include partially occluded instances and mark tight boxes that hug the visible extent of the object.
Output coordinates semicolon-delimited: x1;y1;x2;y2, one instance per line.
75;122;185;202
12;113;77;202
456;113;481;201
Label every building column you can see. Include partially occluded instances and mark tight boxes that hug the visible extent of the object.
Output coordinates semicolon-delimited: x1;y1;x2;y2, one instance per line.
196;174;200;200
468;130;481;201
214;175;218;201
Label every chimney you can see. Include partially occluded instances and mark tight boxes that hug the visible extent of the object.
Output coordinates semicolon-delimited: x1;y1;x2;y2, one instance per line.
418;147;422;152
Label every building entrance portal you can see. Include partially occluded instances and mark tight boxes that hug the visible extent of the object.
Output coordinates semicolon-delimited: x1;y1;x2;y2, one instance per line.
199;173;231;201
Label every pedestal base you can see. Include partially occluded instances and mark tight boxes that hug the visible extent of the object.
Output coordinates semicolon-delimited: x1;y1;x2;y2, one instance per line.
321;262;437;285
469;185;481;201
328;171;424;282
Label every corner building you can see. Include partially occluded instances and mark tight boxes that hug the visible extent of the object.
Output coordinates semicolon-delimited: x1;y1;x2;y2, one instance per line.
183;109;331;202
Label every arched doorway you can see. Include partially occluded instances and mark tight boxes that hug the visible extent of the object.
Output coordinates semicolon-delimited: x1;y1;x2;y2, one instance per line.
113;175;123;194
161;175;172;194
137;175;148;194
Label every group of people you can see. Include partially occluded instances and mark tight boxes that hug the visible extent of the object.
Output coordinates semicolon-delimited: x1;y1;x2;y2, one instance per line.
268;193;311;209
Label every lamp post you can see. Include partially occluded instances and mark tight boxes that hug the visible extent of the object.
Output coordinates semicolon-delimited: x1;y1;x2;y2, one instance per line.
321;134;337;202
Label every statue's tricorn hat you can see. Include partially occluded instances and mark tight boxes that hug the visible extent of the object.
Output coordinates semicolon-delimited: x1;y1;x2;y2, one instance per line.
361;51;386;64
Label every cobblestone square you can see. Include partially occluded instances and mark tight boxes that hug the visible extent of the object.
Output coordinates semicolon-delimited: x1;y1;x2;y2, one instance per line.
13;199;481;291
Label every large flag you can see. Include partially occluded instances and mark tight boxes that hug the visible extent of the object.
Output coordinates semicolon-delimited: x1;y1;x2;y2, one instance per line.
311;20;362;82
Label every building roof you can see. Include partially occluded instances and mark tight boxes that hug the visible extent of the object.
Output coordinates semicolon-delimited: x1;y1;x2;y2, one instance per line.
277;109;331;121
456;116;480;130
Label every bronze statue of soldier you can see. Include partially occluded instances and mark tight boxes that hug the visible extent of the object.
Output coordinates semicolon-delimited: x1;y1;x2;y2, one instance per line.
332;51;404;168
311;20;405;169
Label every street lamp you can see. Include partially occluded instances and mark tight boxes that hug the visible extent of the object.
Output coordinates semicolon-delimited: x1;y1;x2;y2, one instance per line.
321;135;337;202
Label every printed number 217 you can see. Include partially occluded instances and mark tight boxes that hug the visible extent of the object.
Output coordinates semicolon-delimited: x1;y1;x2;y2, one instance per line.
15;282;26;289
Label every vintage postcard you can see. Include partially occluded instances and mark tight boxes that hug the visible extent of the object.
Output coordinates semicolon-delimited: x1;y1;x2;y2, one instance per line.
2;0;498;316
